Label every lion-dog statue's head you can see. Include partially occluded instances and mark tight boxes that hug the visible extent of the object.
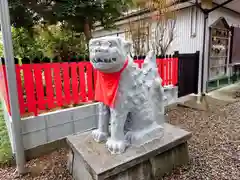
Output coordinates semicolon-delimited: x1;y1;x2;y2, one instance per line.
89;36;131;73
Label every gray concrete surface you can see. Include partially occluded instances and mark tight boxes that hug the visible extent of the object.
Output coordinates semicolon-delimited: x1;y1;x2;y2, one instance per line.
67;123;191;180
207;82;240;102
5;103;99;151
2;88;186;160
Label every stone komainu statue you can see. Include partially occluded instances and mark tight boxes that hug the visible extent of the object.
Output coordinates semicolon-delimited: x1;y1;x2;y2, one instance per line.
89;36;166;154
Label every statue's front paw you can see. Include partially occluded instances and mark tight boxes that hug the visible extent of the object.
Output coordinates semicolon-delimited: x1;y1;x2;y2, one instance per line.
92;129;108;143
106;139;127;154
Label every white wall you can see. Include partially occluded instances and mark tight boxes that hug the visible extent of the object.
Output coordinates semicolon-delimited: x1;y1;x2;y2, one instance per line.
92;7;205;55
92;6;240;90
92;6;240;55
92;25;127;39
162;7;204;54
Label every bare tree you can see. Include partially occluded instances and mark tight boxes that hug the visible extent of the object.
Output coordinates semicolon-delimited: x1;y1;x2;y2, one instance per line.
126;18;150;56
130;0;178;56
152;18;176;55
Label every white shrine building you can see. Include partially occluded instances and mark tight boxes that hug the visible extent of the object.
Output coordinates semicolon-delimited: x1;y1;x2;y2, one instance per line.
92;0;240;93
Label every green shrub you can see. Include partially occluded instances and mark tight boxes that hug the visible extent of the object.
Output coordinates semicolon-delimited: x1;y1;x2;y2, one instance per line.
0;109;12;165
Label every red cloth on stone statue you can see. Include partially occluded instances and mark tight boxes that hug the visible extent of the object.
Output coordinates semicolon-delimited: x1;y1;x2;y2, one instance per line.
95;60;128;108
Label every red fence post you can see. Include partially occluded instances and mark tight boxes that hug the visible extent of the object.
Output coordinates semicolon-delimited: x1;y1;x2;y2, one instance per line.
79;62;87;102
86;63;94;101
22;64;37;115
52;63;63;107
43;63;55;110
156;58;160;79
15;65;25;115
161;59;165;86
2;66;11;114
62;62;71;105
33;64;46;111
93;69;97;92
167;56;171;85
165;57;169;86
173;57;179;86
70;62;79;104
173;51;179;86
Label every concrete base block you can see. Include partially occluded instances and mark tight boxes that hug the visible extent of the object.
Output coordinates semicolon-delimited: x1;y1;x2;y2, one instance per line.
67;123;191;180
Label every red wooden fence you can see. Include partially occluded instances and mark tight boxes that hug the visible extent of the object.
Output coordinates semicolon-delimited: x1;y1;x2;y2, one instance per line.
0;65;11;114
0;57;178;116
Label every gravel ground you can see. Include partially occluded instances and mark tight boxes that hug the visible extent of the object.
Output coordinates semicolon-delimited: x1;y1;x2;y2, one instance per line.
0;98;239;180
164;98;240;180
0;149;72;180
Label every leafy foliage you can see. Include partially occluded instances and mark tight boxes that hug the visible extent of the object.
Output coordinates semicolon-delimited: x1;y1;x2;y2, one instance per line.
9;0;133;41
133;0;178;19
0;34;4;58
0;25;87;60
11;27;44;60
9;0;41;36
1;28;42;60
0;109;12;164
4;0;134;59
35;24;87;59
0;44;3;58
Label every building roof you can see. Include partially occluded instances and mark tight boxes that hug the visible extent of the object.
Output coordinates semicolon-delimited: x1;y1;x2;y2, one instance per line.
214;0;240;14
94;0;190;28
120;0;188;20
210;16;230;28
94;0;240;29
122;0;240;18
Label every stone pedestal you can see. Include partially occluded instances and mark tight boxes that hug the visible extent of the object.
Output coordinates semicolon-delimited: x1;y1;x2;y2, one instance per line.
67;123;191;180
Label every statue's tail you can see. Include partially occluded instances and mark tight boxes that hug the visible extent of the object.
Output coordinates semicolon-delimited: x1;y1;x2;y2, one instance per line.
149;77;166;125
143;51;166;125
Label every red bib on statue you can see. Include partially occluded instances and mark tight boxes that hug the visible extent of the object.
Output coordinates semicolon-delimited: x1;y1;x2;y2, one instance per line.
95;60;128;108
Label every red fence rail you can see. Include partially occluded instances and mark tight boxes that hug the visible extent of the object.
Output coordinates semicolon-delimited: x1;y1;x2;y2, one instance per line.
0;57;178;116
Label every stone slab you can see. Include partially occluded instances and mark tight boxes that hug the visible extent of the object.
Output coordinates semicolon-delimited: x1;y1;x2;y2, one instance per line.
67;123;192;180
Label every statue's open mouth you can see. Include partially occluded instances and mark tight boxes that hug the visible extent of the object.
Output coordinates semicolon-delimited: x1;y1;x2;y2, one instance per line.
92;57;117;63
